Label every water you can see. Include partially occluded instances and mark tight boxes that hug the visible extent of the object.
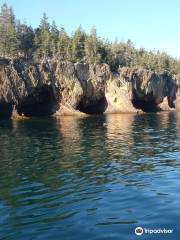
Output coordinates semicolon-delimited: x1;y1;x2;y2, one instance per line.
0;112;180;240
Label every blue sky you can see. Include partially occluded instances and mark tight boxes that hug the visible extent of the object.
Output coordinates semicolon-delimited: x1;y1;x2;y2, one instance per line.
1;0;180;58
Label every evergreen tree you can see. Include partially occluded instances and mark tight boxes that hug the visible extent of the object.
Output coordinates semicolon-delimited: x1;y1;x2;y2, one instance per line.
0;3;180;74
110;40;135;71
157;52;170;72
57;26;69;60
50;20;59;56
97;39;111;64
85;27;99;63
71;26;86;62
17;21;35;58
34;13;51;59
0;3;19;57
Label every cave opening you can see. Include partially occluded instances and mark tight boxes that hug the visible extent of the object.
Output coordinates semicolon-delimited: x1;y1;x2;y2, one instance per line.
0;102;13;120
17;85;59;117
76;96;108;114
132;91;160;112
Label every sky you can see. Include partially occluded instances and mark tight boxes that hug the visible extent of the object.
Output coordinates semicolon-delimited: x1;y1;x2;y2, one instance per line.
0;0;180;58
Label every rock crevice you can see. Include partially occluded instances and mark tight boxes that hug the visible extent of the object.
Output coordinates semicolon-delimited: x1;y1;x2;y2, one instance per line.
0;58;178;119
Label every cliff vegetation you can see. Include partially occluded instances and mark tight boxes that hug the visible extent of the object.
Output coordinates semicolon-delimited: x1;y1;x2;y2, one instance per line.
0;3;180;74
0;3;179;120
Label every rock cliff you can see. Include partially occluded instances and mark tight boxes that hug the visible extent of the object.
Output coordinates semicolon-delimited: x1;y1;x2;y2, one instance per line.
0;58;178;119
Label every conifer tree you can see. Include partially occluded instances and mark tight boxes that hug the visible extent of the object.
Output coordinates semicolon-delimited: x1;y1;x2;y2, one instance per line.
34;13;51;59
0;3;179;74
71;26;86;62
57;26;69;60
17;21;35;58
0;3;19;57
50;20;59;57
85;27;99;64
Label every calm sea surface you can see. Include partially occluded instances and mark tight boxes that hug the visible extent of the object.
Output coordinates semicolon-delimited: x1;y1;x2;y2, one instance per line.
0;113;180;240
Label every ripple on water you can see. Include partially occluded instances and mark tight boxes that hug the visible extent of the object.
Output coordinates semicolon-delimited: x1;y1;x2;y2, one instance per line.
0;113;180;239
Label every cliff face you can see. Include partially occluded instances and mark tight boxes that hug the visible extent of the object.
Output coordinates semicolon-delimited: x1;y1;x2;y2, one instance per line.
0;59;59;119
0;58;178;119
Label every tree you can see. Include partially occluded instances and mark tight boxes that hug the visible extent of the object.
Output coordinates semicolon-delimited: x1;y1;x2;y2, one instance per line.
0;3;19;57
17;21;35;58
110;39;136;71
85;27;99;63
157;52;170;72
34;13;51;59
71;26;86;62
57;26;69;60
50;20;59;57
0;3;179;74
97;39;111;64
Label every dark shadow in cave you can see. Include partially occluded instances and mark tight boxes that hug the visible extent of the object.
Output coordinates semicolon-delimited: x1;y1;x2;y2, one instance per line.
132;91;160;112
17;85;59;117
0;102;13;120
76;96;108;115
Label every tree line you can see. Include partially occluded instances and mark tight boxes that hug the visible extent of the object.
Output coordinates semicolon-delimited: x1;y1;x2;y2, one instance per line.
0;3;180;74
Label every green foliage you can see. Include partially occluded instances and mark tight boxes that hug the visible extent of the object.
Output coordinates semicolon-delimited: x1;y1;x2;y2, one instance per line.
85;27;112;64
17;21;35;58
0;3;180;74
71;26;86;62
50;20;59;57
110;39;135;71
57;26;69;60
33;13;51;59
0;3;19;57
85;27;98;63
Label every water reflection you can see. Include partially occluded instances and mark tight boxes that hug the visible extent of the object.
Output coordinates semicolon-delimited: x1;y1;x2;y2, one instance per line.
0;113;180;239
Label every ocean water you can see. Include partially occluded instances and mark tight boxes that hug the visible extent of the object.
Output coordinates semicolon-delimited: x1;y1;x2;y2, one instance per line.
0;112;180;240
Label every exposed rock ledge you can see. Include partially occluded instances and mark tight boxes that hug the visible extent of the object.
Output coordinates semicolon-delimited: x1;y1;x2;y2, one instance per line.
0;58;178;119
